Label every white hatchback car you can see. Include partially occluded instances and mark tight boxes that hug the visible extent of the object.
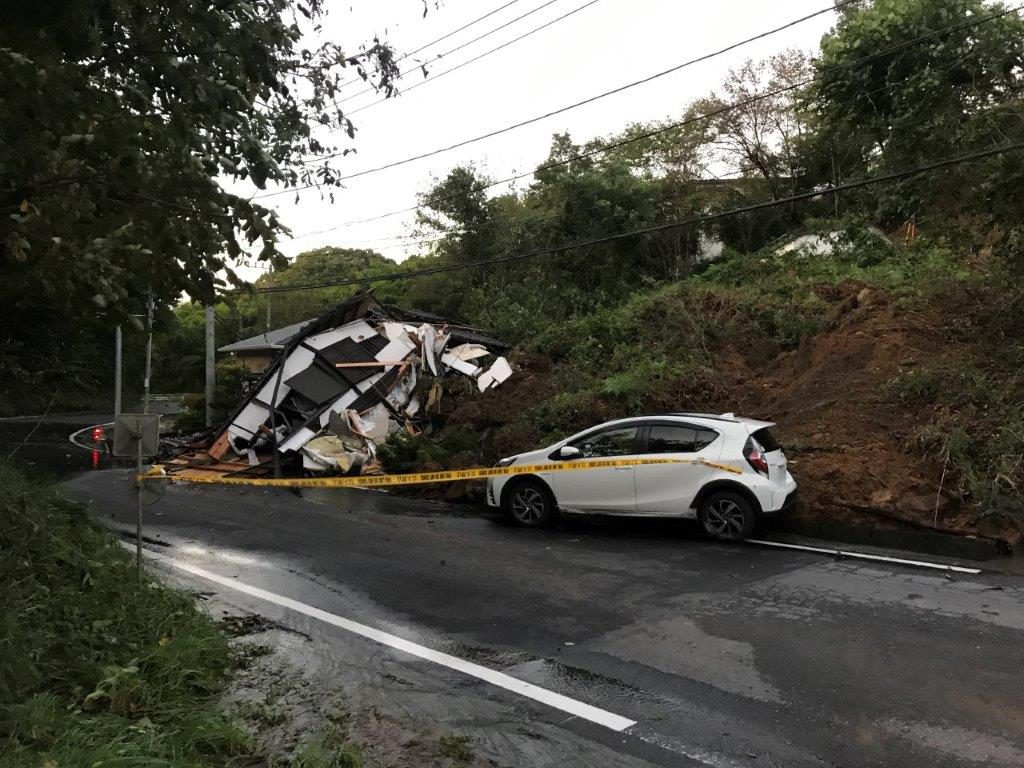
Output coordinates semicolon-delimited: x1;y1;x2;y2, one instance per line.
487;413;796;540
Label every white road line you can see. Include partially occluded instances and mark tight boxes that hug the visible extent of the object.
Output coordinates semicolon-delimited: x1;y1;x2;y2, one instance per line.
747;539;982;574
139;546;637;733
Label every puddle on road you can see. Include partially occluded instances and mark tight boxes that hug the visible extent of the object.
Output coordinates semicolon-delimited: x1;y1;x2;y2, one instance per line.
0;420;120;478
440;643;536;668
517;658;650;710
301;486;486;519
441;642;648;712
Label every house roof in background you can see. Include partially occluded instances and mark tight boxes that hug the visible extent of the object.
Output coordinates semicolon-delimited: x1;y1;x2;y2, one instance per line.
217;319;313;354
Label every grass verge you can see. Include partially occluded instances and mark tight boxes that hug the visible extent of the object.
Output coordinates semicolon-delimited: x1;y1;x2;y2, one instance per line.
0;466;256;767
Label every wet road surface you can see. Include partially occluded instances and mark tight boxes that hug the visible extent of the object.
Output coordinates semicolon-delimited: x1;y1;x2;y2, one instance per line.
0;416;116;477
64;470;1024;768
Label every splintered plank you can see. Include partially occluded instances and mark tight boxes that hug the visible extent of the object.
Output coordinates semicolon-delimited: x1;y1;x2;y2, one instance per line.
208;430;232;460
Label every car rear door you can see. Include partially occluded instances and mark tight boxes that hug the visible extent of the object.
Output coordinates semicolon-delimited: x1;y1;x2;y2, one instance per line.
550;424;641;514
633;422;724;516
751;426;787;483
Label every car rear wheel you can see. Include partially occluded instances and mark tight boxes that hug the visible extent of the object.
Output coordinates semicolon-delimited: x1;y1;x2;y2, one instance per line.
505;479;554;527
699;491;756;541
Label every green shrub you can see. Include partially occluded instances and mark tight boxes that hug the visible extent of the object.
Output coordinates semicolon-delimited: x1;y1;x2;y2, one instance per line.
895;360;1024;504
438;733;473;763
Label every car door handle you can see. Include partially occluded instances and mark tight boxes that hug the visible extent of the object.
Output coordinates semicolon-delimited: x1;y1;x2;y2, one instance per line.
613;467;631;471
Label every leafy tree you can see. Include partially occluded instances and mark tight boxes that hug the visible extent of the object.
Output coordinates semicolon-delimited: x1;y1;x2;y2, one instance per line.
695;50;811;200
0;0;398;393
806;0;1024;223
240;246;403;329
406;165;506;320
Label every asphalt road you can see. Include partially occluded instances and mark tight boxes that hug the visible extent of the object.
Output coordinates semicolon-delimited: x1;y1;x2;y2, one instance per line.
65;470;1024;768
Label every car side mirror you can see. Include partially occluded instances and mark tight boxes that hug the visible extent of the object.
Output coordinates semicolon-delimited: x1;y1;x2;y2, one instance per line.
557;445;581;459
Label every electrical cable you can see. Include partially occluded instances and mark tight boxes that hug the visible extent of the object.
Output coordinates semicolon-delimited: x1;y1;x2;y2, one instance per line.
295;0;864;177
343;0;603;116
259;0;869;203
245;141;1024;295
331;0;527;96
282;6;1021;241
334;0;566;107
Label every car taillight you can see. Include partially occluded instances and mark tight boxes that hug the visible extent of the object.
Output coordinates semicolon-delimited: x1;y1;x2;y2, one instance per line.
91;426;105;442
744;437;769;476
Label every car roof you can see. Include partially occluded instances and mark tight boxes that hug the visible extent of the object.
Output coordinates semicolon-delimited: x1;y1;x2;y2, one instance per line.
657;413;775;431
560;414;774;444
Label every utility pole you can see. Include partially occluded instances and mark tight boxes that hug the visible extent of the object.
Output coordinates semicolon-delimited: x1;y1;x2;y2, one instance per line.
114;325;123;418
143;291;154;415
266;264;273;332
205;305;216;427
138;291;155;580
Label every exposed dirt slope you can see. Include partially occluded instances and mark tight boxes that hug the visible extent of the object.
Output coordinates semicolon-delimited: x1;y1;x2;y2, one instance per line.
733;284;971;534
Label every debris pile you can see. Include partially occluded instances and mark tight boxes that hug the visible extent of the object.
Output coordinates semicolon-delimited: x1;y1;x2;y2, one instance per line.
166;293;511;479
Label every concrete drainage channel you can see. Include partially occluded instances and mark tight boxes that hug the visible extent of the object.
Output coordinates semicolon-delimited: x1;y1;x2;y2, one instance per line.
772;516;1010;561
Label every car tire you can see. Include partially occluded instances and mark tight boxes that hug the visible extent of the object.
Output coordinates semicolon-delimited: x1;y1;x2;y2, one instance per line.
504;479;555;527
699;491;756;541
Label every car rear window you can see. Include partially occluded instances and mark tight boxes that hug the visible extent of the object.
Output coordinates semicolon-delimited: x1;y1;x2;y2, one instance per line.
752;427;781;452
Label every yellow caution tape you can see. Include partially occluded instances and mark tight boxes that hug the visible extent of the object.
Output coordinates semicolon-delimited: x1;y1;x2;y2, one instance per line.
140;456;742;489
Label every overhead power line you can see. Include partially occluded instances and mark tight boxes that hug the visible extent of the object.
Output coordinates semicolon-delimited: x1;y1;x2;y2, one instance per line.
335;0;567;108
300;0;864;177
344;0;603;117
283;2;1021;238
294;85;1023;253
258;0;860;203
331;0;527;96
248;141;1024;295
311;90;1020;251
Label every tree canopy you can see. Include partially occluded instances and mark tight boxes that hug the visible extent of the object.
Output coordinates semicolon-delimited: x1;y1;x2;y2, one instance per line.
1;0;399;397
807;0;1024;220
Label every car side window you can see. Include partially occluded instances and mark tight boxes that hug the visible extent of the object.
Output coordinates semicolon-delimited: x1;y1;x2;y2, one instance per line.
646;425;719;454
695;429;718;451
570;426;638;458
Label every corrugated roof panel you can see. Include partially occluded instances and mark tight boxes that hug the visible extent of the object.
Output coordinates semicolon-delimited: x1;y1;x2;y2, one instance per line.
218;319;313;354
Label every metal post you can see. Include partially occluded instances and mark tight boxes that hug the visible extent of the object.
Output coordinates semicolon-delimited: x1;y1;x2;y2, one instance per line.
830;145;840;218
114;325;123;418
265;264;273;332
204;305;216;427
136;436;143;580
270;355;285;479
143;292;154;414
138;292;155;581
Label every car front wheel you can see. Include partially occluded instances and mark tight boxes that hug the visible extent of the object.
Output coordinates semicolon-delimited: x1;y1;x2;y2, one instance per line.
699;491;756;541
505;479;554;527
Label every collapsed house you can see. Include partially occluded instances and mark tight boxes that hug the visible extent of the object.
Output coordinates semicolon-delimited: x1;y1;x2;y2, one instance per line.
166;292;511;478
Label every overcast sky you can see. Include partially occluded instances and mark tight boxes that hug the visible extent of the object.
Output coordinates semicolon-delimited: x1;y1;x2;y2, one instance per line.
236;0;843;280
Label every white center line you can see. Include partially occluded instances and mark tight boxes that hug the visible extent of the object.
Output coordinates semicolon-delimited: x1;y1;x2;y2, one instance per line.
139;546;637;733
